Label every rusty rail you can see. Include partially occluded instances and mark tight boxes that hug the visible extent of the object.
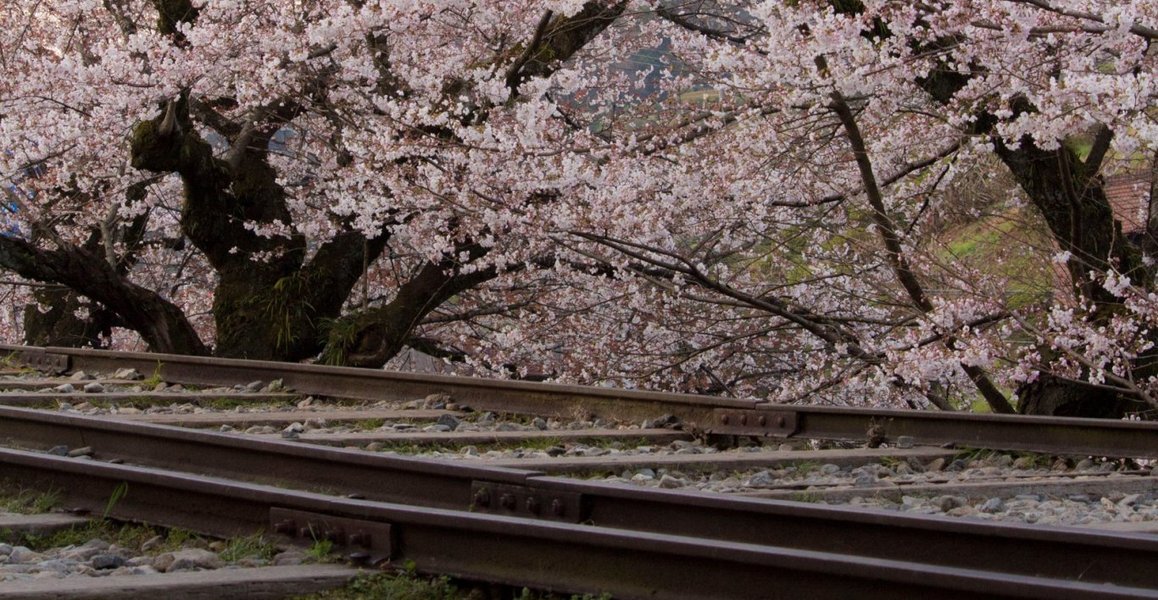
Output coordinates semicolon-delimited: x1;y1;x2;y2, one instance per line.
5;344;1157;458
0;406;1155;589
2;447;1155;599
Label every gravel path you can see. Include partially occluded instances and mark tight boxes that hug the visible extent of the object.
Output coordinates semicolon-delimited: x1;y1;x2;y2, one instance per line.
598;450;1158;529
0;526;314;583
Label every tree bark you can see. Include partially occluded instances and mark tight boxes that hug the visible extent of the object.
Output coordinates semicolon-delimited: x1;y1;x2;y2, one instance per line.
0;235;207;354
992;128;1148;307
325;244;498;368
131;96;392;361
913;58;1152;417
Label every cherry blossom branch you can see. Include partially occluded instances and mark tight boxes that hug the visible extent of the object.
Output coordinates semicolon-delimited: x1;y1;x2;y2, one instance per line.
1026;341;1158;411
100;0;137;39
568;230;877;361
969;19;1148;38
424;298;537;325
1003;0;1158;40
501;2;627;94
655;5;764;45
775;362;873;405
0;235;207;354
0;279;67;290
829;89;1014;413
791;141;962;210
505;10;553;99
829;93;932;311
894;312;1013;353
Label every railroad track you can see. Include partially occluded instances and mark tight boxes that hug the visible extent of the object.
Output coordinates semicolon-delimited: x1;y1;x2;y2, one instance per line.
1;344;1157;599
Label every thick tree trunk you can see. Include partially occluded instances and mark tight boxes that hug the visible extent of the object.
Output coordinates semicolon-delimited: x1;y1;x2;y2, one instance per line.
912;59;1152;417
211;268;294;361
993;135;1148;306
992;136;1154;417
1017;374;1148;418
131;96;397;362
210;231;388;361
325;248;498;368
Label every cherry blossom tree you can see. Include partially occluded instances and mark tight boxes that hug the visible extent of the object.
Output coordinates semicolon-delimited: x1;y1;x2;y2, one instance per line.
2;0;1155;418
0;0;628;363
500;0;1156;416
406;0;1156;416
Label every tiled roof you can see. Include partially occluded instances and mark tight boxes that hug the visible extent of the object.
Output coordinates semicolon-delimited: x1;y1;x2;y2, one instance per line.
1105;171;1151;235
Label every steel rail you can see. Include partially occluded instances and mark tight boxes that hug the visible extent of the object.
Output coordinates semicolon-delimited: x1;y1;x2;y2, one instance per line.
2;447;1155;600
766;405;1158;458
5;344;1157;458
0;406;1155;588
3;345;756;421
0;392;296;407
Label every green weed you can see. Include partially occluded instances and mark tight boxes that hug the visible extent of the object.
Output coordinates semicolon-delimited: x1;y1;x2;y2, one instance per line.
0;484;62;514
292;571;461;600
791;491;824;503
219;533;278;562
878;456;904;470
1009;451;1053;469
15;521;199;554
141;362;165;388
0;353;34;373
306;538;335;561
102;482;129;519
197;397;285;410
293;570;615;600
792;461;821;476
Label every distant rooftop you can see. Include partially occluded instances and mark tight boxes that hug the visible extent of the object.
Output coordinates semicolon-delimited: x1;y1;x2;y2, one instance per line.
1105;170;1153;235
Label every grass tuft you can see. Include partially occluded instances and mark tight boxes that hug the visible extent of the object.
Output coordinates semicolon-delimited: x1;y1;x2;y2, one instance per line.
293;571;614;600
0;484;62;514
219;533;279;562
14;520;200;553
293;571;460;600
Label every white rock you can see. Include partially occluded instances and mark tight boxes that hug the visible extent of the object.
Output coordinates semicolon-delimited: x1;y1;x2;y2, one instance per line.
153;548;223;572
112;368;142;380
8;547;44;564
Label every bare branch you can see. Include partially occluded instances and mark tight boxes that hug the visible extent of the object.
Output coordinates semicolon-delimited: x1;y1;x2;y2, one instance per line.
1085;123;1114;174
655;5;762;45
568;230;876;360
101;0;138;38
505;10;553;99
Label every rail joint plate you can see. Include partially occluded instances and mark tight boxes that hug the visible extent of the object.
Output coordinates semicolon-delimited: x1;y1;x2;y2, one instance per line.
711;409;798;438
17;350;70;374
270;507;393;565
470;481;584;523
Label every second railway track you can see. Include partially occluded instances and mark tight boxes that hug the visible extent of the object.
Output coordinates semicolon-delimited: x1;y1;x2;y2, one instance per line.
1;344;1157;598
